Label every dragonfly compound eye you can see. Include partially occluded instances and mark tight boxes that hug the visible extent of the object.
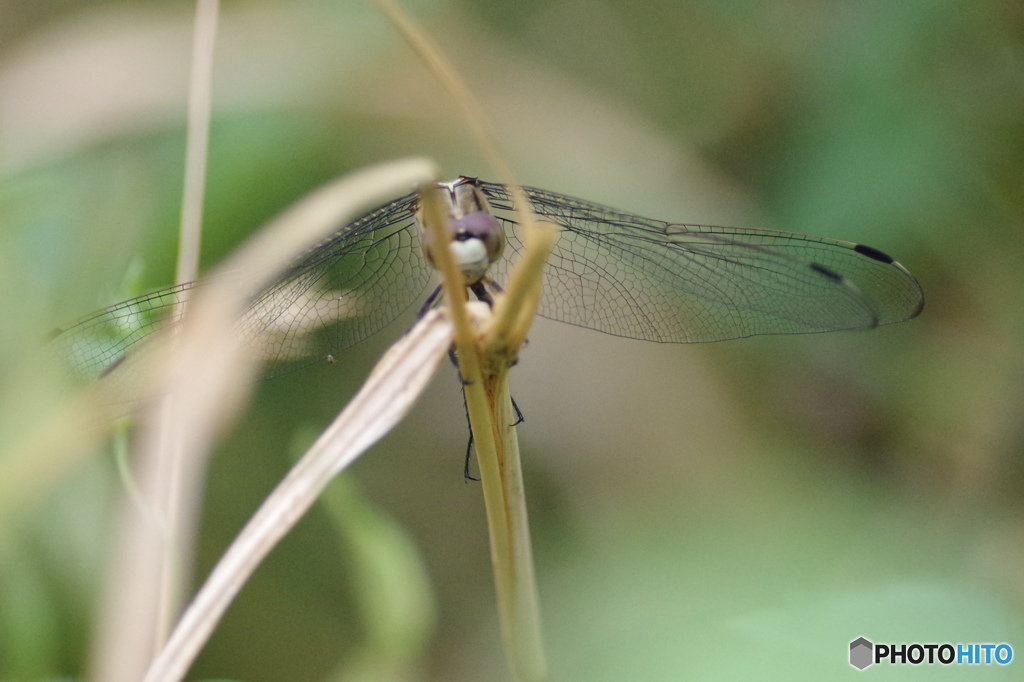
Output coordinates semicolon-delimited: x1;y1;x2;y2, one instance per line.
454;211;506;264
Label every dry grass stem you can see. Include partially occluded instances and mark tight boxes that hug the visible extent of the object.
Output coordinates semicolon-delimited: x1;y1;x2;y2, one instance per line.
420;177;553;681
462;220;556;682
89;157;439;682
141;308;452;682
154;0;220;649
176;0;218;287
372;2;559;678
369;0;542;238
91;1;219;672
488;220;560;355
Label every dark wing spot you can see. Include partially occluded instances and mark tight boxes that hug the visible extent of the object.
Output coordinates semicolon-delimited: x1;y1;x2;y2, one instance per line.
99;353;127;378
854;243;895;264
810;263;843;281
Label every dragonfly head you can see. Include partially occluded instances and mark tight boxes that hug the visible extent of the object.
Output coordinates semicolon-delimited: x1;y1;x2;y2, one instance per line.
420;179;506;284
448;211;504;283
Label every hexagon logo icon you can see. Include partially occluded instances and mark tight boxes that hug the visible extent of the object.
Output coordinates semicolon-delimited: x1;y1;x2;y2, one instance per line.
850;637;874;670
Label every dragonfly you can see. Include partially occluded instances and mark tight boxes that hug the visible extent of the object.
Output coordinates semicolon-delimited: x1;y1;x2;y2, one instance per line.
52;177;925;387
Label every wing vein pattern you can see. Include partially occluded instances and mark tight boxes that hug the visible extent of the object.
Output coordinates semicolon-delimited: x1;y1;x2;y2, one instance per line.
52;178;924;387
479;181;923;343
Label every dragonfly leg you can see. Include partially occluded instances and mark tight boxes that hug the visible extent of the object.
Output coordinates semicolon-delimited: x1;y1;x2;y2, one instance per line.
448;348;468;380
417;284;444;318
461;386;480;482
458;385;526;481
420;277;495;318
469;280;493;307
510;395;525;427
480;275;505;295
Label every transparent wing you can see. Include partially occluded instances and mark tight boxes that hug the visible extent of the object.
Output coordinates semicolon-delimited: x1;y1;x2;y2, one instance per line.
479;181;924;343
52;192;430;382
54;177;926;387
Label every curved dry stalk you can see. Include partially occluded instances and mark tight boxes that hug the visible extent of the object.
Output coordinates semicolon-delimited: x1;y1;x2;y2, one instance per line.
176;0;218;288
88;157;439;682
418;173;558;682
140;309;452;682
370;0;542;244
374;2;560;679
155;0;219;649
464;224;558;682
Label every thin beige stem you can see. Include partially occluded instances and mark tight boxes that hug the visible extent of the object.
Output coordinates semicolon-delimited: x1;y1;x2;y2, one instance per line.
162;0;219;646
176;0;218;287
89;158;439;682
488;221;560;354
415;170;549;680
141;310;453;682
371;0;512;190
467;221;555;681
369;0;540;249
92;3;221;678
372;2;556;679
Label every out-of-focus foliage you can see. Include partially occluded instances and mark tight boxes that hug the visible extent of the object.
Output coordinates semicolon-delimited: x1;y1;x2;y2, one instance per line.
0;0;1021;680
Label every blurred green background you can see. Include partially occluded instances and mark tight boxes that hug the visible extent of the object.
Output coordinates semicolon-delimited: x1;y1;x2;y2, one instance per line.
1;0;1022;680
